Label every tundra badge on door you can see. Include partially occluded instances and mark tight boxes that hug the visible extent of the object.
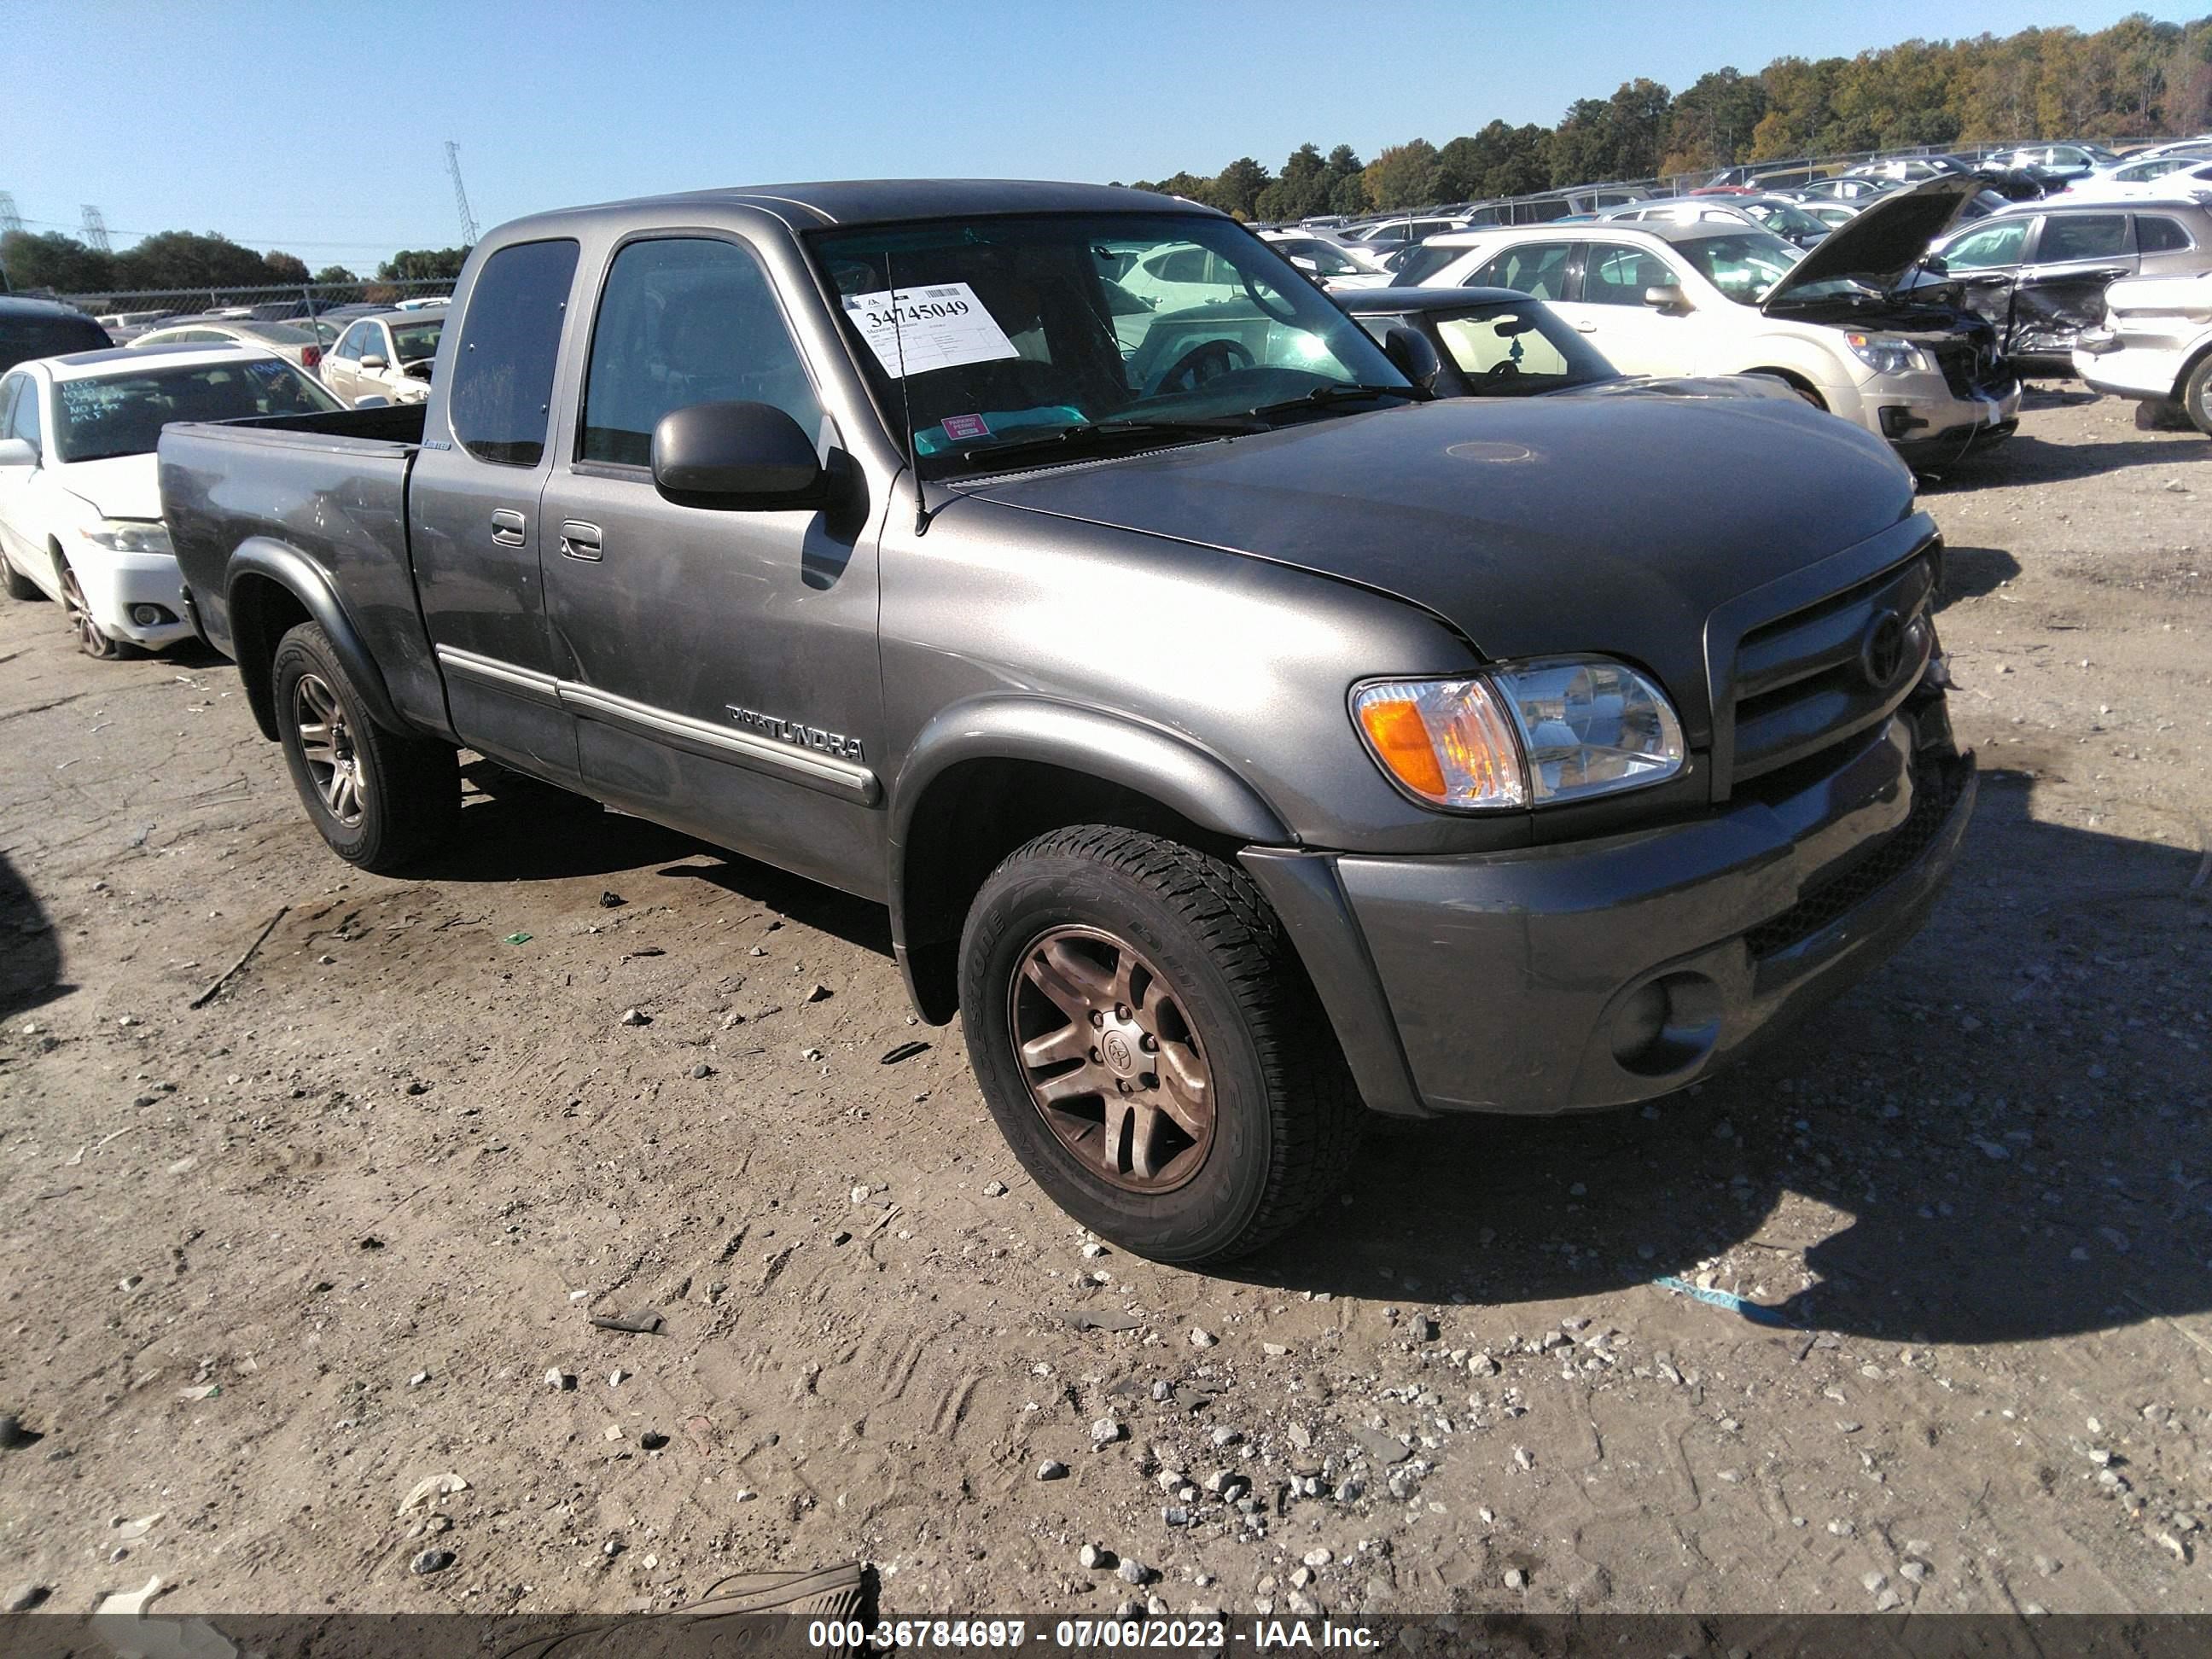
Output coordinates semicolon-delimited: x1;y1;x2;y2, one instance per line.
725;704;865;762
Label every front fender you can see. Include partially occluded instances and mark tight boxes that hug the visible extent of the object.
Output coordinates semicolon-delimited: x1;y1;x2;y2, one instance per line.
885;696;1295;1020
227;537;407;741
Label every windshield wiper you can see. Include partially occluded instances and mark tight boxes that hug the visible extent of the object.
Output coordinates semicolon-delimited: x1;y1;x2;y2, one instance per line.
952;416;1259;469
1242;383;1407;422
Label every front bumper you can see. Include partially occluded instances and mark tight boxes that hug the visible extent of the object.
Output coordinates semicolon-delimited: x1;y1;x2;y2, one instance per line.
73;543;194;649
1846;368;2021;465
1249;713;1974;1117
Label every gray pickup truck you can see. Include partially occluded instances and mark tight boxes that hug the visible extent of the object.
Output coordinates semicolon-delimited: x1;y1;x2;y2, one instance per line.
160;180;1974;1265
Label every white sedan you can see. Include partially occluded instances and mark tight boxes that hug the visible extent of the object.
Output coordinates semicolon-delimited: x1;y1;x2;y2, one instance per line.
0;344;337;658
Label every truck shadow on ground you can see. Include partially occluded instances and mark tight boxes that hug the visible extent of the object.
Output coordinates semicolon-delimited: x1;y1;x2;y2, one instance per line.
0;850;67;1022
1234;776;2211;1350
1934;543;2020;605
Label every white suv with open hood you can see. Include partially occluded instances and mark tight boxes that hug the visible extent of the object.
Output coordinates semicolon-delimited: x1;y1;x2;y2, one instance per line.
1390;177;2021;469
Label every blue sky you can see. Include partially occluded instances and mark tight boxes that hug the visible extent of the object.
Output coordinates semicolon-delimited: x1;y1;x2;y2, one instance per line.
7;1;2201;269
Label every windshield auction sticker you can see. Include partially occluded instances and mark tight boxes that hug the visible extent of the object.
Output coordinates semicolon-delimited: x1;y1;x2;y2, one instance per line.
843;283;1019;378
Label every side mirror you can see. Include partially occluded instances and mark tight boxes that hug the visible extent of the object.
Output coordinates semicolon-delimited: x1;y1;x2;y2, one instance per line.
1643;284;1688;311
651;400;826;508
1380;324;1441;396
355;396;391;409
1919;255;1949;276
0;436;37;469
359;353;388;370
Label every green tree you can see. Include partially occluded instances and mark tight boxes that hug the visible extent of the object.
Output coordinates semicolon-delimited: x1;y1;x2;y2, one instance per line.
1210;155;1272;219
312;264;358;285
111;230;270;290
1365;139;1441;209
261;250;311;284
377;247;471;282
0;230;114;292
1663;67;1768;172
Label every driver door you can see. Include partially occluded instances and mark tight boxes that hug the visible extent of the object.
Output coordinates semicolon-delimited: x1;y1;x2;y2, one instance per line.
1929;218;2033;346
536;233;886;894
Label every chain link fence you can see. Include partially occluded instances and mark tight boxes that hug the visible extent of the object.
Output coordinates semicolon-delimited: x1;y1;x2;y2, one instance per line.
47;276;458;329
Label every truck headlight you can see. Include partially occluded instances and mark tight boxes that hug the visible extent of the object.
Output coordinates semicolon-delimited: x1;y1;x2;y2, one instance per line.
84;520;173;555
1844;333;1932;376
1352;657;1685;811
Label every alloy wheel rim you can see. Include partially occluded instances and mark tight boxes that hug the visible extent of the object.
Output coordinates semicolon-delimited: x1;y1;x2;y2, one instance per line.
1007;924;1215;1193
60;568;104;655
293;672;365;825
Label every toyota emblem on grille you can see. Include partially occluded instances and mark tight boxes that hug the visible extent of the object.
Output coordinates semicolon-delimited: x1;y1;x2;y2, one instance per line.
1860;609;1909;690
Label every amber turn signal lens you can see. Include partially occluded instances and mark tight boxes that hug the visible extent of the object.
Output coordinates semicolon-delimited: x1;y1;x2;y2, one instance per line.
1355;695;1448;799
1350;678;1528;809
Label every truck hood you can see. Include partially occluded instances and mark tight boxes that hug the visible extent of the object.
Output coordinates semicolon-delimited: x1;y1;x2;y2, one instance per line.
55;453;162;522
1762;174;1981;311
961;396;1917;734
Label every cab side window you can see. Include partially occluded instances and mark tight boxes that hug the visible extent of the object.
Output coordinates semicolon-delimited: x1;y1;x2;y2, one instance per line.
334;323;371;360
579;237;823;469
2136;216;2192;253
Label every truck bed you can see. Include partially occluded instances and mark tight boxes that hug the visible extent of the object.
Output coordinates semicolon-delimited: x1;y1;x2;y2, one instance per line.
159;404;448;741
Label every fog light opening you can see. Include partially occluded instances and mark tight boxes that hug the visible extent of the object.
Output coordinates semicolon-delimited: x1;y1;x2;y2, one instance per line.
1609;971;1722;1078
128;603;176;627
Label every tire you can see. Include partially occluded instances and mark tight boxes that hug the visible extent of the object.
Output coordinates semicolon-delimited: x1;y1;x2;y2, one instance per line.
958;825;1361;1266
57;556;135;659
2182;353;2212;438
271;620;458;872
2;552;39;602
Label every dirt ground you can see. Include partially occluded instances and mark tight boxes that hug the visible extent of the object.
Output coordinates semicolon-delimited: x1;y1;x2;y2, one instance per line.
1;388;2208;1623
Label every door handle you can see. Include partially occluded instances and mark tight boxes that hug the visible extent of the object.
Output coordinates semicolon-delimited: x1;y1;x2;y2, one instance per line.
559;521;602;562
490;509;527;548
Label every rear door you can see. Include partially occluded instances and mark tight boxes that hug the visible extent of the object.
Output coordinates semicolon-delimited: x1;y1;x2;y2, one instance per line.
535;231;884;894
2014;212;2136;362
407;237;585;784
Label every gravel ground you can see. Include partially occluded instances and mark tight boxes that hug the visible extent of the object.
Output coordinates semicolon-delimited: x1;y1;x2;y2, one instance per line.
0;388;2207;1621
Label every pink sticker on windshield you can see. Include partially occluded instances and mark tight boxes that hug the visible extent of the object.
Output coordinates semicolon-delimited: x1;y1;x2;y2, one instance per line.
941;413;990;440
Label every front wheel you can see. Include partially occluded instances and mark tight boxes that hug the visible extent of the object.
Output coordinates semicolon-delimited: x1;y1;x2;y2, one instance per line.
958;826;1361;1265
58;558;134;658
271;620;458;872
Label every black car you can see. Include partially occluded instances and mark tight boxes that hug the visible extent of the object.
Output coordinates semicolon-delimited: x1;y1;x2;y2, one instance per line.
1338;287;1619;398
0;296;111;374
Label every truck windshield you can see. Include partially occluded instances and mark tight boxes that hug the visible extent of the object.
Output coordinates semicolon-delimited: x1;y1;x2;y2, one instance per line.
52;358;339;463
810;212;1412;474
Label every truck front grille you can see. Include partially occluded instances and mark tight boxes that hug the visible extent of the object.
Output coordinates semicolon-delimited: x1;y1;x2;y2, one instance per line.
1743;753;1966;960
1726;546;1939;788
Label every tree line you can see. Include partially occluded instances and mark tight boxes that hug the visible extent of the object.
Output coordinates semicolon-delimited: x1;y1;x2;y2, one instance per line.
1126;13;2212;218
0;228;470;299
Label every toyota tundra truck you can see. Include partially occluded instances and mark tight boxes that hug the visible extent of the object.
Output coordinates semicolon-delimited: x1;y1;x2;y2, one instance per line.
159;180;1975;1265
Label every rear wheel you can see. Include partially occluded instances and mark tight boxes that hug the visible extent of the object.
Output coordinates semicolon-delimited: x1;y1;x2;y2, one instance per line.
58;557;133;659
271;620;458;872
958;825;1361;1265
2;551;39;602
